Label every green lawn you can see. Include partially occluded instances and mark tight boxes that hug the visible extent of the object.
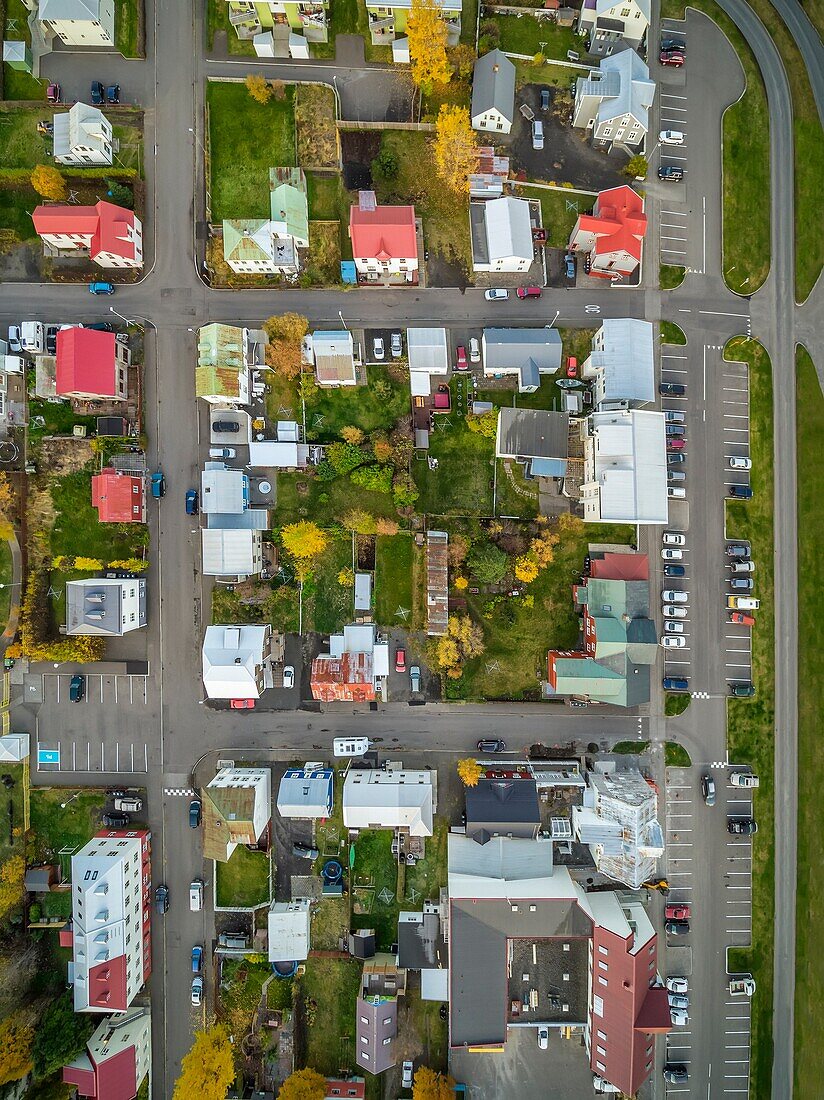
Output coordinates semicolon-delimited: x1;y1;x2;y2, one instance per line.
664;742;691;767
206;0;256;54
374;533;414;627
0;182;40;242
114;0;141;58
660;322;686;346
207;81;296;221
0;107;50;167
214;845;271;908
50;470;147;562
2;0;47;100
305;367;408;441
307;172;347;221
211;579;300;633
491;14;577;60
665;692;690;716
494;459;539;519
516;184;590;249
414;380;494;516
662;0;769;296
723;337;774;1100
28;400;96;444
793;347;823;1096
28;789;107;877
112;122;144;174
514;60;588;88
298;957;362;1075
660;264;686;290
302;533;355;634
612;740;649;754
275;470;398;528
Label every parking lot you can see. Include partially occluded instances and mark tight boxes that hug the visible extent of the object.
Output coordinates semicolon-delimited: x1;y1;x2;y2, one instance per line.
44;670;151;706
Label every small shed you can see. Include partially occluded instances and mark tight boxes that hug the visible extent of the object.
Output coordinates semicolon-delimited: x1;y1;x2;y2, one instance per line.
25;864;59;892
354;573;372;612
253;31;275;56
348;927;376;959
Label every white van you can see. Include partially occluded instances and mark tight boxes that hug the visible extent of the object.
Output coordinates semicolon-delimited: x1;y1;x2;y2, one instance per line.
730;772;760;788
333;737;370;758
114;796;142;812
667;486;686;498
189;880;203;911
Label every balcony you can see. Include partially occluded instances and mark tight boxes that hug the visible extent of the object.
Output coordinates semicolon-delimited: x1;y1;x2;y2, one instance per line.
229;4;260;29
369;11;395;41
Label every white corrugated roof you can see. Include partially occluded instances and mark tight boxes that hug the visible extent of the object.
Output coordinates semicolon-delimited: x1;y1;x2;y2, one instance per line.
201;529;258;576
407;327;449;374
483;197;533;264
589;318;655;405
201;623;268;698
590;409;667;523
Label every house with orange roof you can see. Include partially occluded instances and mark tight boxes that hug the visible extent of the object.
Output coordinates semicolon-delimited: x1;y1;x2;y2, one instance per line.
92;468;145;523
32;200;143;269
349;194;418;285
568;185;647;279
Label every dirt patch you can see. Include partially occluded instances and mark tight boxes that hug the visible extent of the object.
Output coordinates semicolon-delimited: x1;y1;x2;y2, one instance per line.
340;131;381;190
0;242;43;282
305;220;341;285
296;85;339;170
427;251;468;289
39;437;94;477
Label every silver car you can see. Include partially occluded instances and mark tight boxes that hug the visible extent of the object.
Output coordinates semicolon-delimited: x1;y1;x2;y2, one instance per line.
390;332;403;358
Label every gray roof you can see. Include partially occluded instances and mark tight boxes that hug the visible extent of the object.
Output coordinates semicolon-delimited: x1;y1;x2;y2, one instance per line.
593;50;655;128
471;49;516;123
201;464;247;514
65;578;146;636
483;328;562;375
496;407;569;461
40;0;103;19
406;327;449;373
465;778;541;842
397;912;447;970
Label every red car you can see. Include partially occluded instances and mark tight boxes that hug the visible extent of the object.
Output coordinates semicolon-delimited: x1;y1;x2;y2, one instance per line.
230;698;256;710
667;438;685;451
566;356;578;378
665;903;691;921
395;647;406;673
660;50;685;66
730;612;756;626
516;286;542;300
46;82;62;104
455;346;468;371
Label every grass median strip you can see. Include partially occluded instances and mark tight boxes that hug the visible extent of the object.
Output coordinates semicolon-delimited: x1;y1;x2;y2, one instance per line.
793;346;823;1096
723;336;774;1100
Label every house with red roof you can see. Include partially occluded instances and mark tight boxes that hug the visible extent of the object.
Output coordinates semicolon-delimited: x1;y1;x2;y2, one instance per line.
91;468;145;523
325;1079;366;1099
568;185;647;279
349;194;418;284
63;1007;151;1100
32;199;143;269
56;327;130;400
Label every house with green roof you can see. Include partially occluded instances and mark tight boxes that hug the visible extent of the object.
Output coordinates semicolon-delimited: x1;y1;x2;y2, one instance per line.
269;167;309;249
223;167;308;276
196;323;254;405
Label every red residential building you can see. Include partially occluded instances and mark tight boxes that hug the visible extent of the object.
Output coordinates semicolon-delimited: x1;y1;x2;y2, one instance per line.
32;200;143;269
349;199;418;284
92;468;145;523
310;652;376;703
56;327;130;400
568;185;647;279
63;1007;151;1100
325;1077;366;1098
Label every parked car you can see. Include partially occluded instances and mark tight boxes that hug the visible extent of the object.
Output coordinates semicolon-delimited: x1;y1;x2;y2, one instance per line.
730;611;756;626
666;976;688;993
663;605;687;619
730;577;754;591
390;332;403;358
293;841;319;860
537;1026;549;1050
46;82;62;104
663;590;689;603
189;880;203;911
230;698;255;709
86;321;113;331
402;1062;414;1088
659;382;686;396
102;812;129;828
661;635;686;648
730;772;759;788
658;165;685;182
7;326;21;353
114;796;142;812
667;438;686;451
395;647;407;673
727;596;760;609
663;532;686;546
192;945;203;973
209;447;236;459
150;471;165;498
469;338;481;363
666;424;685;436
702;774;716;805
516;285;542;299
726;542;751;557
566;357;578;378
667;455;686;469
185;489;198;515
730;681;756;697
155;884;169;914
665;410;685;423
666;919;690;936
282;665;295;689
729;456;752;469
485;288;508;301
729;485;753;499
455;345;468;370
668;993;690;1010
728;818;758;834
660;50;685;65
663;621;684;634
191;977;203;1007
213;420;239;433
663;676;689;691
532;120;544;149
333;737;370;757
69;674;85;702
664;1063;689;1084
105;84;120;104
373;336;385;361
410;665;421;693
564;252;576;279
540;88;550;110
666;903;691;920
659;130;685;144
661;548;683;560
477;739;506;753
90;80;104;104
731;559;755;573
670;1007;689;1026
661;37;686;51
189;799;202;828
664;564;686;578
89;281;115;294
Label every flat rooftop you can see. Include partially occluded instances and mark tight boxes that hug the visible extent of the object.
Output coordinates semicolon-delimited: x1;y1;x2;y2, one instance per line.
507;937;589;1026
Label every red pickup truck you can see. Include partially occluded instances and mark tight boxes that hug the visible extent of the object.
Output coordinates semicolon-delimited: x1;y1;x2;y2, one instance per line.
665;903;691;921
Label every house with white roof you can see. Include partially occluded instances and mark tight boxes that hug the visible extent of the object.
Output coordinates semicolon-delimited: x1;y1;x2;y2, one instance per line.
579;409;667;524
471;49;516;134
578;0;650;54
582;319;655;409
53;102;113;166
201;528;263;581
201;463;250;515
470;196;533;273
38;0;114;46
406;327;449;397
201;623;274;699
248;421;312;469
482;328;562;393
572;51;655;152
343;763;436;836
277;765;334;819
268;900;311;963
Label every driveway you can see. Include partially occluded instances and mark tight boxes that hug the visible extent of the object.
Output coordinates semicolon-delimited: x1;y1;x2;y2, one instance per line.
450;1026;596;1098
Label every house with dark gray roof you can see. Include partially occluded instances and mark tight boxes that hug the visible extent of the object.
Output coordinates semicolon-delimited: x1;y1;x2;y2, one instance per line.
495;407;569;478
471;49;516;134
465;776;541;843
397;907;447;970
482;327;562;393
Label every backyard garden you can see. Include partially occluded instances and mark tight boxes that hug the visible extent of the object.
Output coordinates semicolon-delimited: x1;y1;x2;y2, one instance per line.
215;845;272;910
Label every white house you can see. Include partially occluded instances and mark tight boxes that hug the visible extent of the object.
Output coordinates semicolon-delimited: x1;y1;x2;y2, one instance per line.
277;766;334;819
65;577;146;636
470;49;515;134
470;196;533;273
38;0;115;46
582;318;655;409
201;623;274;699
53;102;113;166
223;220;298;275
201;767;272;862
201;528;263;581
406;327;449;397
579;408;667;524
196;323;256;405
578;0;650;54
482;328;562;393
572;50;655;152
343;764;436;836
268;900;311;963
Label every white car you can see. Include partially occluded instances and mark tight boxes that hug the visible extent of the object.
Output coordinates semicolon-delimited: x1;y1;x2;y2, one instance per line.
191;976;203;1007
661;635;687;648
469;337;481;363
664;621;684;634
661;548;683;561
730;772;759;788
668;486;686;498
663;532;685;546
662;590;689;603
282;665;295;689
485;288;509;301
660;130;685;145
663;605;687;619
7;326;21;353
402;1061;413;1088
670;1007;689;1026
666;976;689;994
729;456;752;469
390;332;403;358
537;1025;549;1049
373;336;385;361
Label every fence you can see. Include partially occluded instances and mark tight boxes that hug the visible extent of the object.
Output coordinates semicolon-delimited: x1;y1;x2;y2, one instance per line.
336;119;436;132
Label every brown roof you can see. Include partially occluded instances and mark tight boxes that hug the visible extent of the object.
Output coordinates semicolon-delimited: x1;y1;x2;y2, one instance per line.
310;653;375;702
201;786;258;862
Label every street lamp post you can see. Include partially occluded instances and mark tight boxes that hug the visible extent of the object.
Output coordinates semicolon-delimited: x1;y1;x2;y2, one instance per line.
60;791;80;809
109;306;157;331
338;310;348;331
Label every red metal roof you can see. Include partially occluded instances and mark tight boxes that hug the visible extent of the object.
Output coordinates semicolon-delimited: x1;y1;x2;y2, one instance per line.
59;925;74;948
88;953;128;1011
32;204;99;236
91;468;144;524
349;204;417;262
63;1065;97;1096
56;328;118;397
325;1079;366;1099
92;200;137;263
94;1047;138;1100
590;552;649;581
310;653;375;702
573;186;646;270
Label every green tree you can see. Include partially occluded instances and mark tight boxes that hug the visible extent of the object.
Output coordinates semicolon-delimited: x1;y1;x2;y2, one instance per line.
105;178;134;209
372;143;400;183
172;1026;235;1100
326;441;366;476
465;408;498;438
467;541;508;584
350;465;393;494
32;991;94;1079
623;154;648;180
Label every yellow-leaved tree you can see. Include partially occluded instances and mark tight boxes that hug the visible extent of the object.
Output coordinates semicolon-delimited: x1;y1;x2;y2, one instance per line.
433;106;478;195
0;855;24;924
31;164;66;201
278;1067;327;1100
245;73;273;104
433;613;485;679
413;1066;456;1100
172;1026;235;1100
281;521;328;561
262;313;309;379
457;757;482;787
0;1011;34;1086
407;0;451;90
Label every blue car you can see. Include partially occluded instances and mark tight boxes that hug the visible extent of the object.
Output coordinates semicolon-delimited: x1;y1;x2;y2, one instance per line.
664;565;686;578
185;489;199;515
663;677;690;692
150;470;165;499
564;252;576;279
89;281;114;295
90;80;104;104
192;945;203;973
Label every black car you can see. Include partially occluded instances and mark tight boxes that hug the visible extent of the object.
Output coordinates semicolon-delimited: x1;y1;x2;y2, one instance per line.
90;80;104;104
540;88;550;111
155;884;169;914
665;919;690;935
86;321;114;332
69;674;86;702
667;453;685;465
213;420;239;433
726;542;750;557
664;565;685;577
46;328;57;355
477;739;506;753
659;382;686;396
103;812;130;828
728;818;758;834
658;165;684;182
661;38;686;52
189;799;202;828
105;84;120;104
730;682;756;697
663;1064;689;1084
